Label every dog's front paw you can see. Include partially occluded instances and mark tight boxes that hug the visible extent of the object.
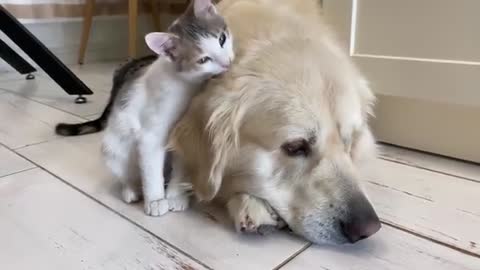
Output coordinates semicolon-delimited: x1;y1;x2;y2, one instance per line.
227;194;281;235
144;199;169;216
237;213;259;233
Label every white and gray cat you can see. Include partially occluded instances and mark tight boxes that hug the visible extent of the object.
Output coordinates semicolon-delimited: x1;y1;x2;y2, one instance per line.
55;0;234;216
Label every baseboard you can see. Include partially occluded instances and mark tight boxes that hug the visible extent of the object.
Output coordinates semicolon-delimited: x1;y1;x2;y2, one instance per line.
372;94;480;163
0;14;176;73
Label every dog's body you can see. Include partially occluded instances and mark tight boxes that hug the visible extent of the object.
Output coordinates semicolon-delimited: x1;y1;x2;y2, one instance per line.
171;0;381;244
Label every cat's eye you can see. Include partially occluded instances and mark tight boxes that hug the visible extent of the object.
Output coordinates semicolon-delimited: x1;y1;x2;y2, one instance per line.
197;56;212;64
282;139;311;157
219;32;227;47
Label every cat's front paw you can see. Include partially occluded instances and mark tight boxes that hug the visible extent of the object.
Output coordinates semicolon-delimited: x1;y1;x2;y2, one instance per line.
168;196;190;212
121;185;141;204
144;199;169;216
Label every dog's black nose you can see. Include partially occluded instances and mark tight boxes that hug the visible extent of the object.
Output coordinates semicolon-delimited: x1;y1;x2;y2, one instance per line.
340;217;381;243
340;196;381;243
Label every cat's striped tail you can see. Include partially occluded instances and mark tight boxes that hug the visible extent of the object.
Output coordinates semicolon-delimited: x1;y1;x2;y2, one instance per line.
55;55;157;137
55;102;112;136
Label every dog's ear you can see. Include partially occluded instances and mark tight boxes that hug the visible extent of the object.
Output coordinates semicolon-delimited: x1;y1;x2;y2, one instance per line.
350;126;377;166
348;78;377;166
170;93;239;201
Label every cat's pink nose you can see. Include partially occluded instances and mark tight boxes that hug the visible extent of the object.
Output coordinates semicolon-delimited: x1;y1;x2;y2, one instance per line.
222;59;232;69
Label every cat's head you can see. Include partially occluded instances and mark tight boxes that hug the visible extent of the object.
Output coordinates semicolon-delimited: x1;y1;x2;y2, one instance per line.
145;0;234;81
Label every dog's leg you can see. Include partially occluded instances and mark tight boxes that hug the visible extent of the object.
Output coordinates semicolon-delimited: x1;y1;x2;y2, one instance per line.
227;193;283;235
166;154;192;212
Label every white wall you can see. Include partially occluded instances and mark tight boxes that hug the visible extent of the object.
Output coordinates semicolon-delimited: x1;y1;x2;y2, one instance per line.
0;14;176;73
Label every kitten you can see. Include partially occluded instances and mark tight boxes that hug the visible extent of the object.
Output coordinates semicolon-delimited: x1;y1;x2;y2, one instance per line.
55;0;234;216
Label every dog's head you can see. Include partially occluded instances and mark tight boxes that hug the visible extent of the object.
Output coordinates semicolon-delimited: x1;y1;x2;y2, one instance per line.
172;0;381;245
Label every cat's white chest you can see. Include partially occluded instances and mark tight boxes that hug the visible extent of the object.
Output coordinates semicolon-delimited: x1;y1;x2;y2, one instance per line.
139;79;195;133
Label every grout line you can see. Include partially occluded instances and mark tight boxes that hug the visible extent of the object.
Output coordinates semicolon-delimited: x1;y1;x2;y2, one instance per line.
0;78;32;84
3;143;213;270
381;220;480;259
379;156;480;184
0;167;37;180
12;139;59;151
30;98;93;120
272;243;312;270
82;113;102;121
0;75;48;86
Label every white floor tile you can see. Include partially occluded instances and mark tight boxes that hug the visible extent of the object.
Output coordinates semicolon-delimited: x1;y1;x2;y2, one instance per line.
0;72;36;82
84;113;102;121
282;225;480;270
18;134;307;270
0;145;35;177
69;61;121;89
0;168;208;270
0;93;83;149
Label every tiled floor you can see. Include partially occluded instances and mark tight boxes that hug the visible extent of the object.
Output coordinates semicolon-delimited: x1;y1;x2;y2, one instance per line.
0;63;479;270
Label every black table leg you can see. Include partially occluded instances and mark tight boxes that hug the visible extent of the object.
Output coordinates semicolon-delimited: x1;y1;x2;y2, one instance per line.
0;5;93;99
0;39;37;80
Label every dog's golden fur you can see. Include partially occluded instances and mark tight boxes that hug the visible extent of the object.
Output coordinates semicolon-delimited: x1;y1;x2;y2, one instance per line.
171;0;379;244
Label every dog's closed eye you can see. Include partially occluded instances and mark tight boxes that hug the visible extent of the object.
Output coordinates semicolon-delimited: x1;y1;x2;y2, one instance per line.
282;139;311;157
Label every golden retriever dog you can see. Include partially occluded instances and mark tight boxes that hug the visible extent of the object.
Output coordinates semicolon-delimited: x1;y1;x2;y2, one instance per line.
171;0;381;245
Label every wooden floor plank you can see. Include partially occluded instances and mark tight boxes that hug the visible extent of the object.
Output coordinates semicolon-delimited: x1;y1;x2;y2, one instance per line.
379;144;480;183
0;168;208;270
281;225;480;270
364;157;480;255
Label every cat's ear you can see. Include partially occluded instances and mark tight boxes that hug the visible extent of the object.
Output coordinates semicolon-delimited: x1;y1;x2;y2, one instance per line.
145;32;180;60
193;0;217;18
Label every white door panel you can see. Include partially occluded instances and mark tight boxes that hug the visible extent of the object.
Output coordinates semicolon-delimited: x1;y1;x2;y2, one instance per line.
354;0;480;62
358;58;480;106
323;0;480;162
